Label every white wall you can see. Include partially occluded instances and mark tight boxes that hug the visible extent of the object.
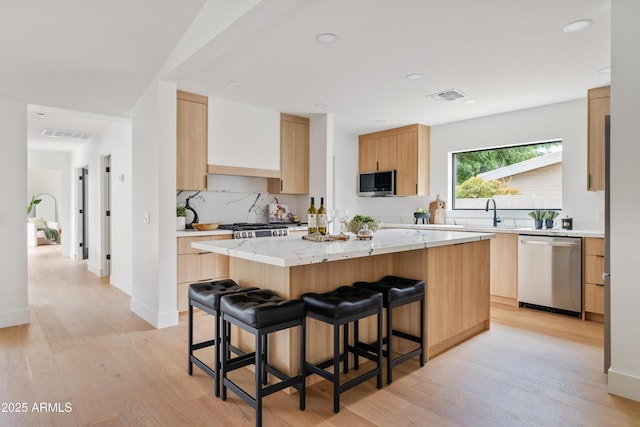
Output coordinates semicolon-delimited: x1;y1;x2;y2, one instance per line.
208;97;280;170
28;150;72;257
608;0;640;402
131;80;178;329
71;121;132;293
0;98;29;328
334;99;605;231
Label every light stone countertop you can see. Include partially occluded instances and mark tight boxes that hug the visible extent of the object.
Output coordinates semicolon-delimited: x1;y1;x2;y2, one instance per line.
385;223;604;239
191;228;495;267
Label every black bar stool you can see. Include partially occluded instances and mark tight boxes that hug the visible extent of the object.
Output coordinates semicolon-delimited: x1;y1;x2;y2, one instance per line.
188;279;258;397
220;289;306;427
353;275;425;384
301;286;383;413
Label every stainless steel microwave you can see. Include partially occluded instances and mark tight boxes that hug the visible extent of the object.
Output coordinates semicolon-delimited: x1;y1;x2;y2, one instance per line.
358;170;396;196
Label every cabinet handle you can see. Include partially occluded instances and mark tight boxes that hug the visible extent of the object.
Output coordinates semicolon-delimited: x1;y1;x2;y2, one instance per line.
281;179;283;191
376;161;379;171
602;272;611;280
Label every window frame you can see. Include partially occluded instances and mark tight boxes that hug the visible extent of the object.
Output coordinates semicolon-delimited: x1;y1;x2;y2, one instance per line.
449;139;563;211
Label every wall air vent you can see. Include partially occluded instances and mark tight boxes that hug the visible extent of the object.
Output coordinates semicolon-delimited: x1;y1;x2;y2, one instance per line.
426;89;469;102
41;128;93;140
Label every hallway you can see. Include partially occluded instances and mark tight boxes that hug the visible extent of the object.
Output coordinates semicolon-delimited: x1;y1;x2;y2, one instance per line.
1;245;639;426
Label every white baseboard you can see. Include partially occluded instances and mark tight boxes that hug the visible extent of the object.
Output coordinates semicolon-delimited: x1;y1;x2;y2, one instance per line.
110;274;132;296
0;308;30;329
609;368;640;403
130;298;178;329
87;262;103;277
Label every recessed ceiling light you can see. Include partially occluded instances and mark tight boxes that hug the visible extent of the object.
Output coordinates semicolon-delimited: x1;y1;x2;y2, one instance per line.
315;33;338;44
227;80;244;87
314;103;328;109
374;120;386;124
598;66;611;74
463;99;477;104
406;74;422;80
36;112;45;117
563;19;593;33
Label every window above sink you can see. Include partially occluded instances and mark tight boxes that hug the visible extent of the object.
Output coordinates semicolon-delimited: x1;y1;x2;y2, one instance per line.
450;139;562;211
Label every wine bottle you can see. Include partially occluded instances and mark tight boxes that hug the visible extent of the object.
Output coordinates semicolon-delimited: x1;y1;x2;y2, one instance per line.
307;197;317;234
317;197;327;235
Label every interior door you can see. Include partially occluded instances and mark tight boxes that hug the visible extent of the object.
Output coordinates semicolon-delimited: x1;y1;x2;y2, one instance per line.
104;155;111;276
81;167;89;260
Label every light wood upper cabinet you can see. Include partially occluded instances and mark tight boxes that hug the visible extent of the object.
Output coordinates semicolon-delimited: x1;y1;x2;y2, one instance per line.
583;237;605;319
358;124;430;196
268;114;309;194
587;85;610;192
177;90;208;191
359;134;398;173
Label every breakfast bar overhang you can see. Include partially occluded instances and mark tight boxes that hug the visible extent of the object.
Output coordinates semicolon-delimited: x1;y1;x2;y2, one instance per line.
193;228;494;378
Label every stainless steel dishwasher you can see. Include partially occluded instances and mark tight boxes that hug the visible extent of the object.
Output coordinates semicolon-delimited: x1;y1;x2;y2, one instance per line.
518;235;582;317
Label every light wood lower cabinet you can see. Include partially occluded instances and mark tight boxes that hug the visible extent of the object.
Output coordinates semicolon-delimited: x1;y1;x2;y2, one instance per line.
489;233;518;306
177;234;231;311
583;237;605;322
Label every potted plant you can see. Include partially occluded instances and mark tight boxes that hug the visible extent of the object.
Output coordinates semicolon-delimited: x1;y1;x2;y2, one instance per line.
544;210;559;229
27;195;41;216
176;205;187;231
527;210;545;229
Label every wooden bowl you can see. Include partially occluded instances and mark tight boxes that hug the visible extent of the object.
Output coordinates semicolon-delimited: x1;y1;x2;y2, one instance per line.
192;223;220;231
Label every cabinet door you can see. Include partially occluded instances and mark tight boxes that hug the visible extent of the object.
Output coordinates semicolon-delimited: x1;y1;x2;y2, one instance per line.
462;240;490;329
268;114;309;194
177;92;208;191
427;244;463;344
396;131;418;196
178;253;229;283
584;283;604;314
587;86;610;191
583;237;605;317
280;116;309;194
489;233;518;304
359;138;379;173
376;135;397;172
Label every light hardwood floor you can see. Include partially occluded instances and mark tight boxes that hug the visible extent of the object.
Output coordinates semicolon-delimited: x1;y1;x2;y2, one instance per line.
1;245;639;426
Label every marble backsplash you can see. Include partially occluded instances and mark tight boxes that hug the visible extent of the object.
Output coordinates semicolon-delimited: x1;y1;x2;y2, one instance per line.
176;174;308;225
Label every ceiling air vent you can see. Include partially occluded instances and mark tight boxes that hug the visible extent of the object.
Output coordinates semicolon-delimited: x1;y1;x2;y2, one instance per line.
41;128;93;140
426;89;469;102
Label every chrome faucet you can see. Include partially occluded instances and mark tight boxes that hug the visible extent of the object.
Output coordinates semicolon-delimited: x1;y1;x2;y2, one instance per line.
485;198;501;227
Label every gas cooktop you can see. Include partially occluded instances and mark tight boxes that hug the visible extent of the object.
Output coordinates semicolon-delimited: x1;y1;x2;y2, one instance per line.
218;223;289;239
217;223;288;231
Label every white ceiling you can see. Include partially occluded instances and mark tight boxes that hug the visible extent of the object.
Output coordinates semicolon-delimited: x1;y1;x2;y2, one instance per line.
1;0;611;150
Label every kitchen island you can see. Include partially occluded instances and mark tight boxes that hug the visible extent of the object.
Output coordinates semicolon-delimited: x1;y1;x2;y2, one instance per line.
193;228;494;378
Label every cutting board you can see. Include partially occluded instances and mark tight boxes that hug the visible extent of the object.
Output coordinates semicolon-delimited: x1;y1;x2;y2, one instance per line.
429;199;446;224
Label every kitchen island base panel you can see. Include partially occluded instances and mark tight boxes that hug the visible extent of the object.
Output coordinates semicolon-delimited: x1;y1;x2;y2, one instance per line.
227;239;490;380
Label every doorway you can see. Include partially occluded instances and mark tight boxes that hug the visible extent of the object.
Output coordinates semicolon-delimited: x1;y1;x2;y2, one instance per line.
79;166;89;260
101;154;112;277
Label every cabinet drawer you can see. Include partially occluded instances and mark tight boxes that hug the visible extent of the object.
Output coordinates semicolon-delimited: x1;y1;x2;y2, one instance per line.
178;252;229;283
583;237;604;256
177;234;231;255
584;254;604;285
584;283;604;314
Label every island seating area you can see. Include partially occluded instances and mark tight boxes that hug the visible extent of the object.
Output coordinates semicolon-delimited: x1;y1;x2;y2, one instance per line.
192;228;493;381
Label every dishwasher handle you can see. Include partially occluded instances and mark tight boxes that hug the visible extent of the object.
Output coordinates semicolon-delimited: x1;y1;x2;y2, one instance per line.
519;239;579;248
